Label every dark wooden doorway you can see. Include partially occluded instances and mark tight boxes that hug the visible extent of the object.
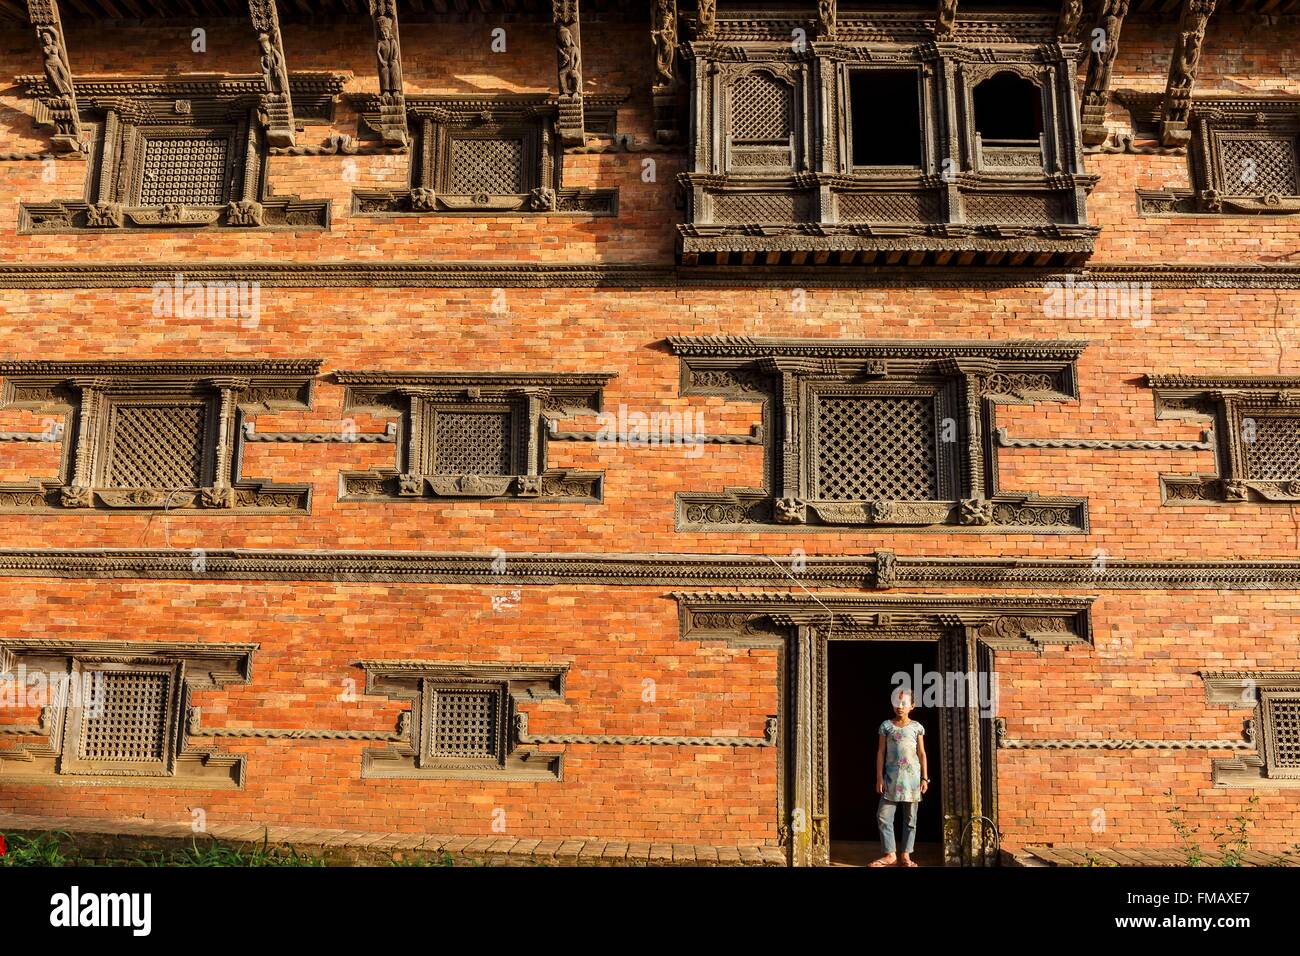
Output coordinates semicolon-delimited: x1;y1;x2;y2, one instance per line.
827;639;943;861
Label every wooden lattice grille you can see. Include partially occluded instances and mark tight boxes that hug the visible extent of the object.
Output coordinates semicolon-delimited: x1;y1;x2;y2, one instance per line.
429;687;500;759
1219;136;1299;196
731;73;793;142
139;137;230;206
77;670;171;763
1242;416;1300;481
448;138;525;194
104;403;209;489
433;410;513;475
1263;693;1300;776
814;396;939;501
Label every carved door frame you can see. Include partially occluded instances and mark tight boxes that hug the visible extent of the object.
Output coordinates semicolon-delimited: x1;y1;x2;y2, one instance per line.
787;623;999;867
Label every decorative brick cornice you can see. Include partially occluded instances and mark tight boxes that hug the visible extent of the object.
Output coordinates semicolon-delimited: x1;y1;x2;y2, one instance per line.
4;549;1300;590
1;262;1299;290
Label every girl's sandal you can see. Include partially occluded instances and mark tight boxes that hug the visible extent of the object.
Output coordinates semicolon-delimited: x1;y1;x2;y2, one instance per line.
868;856;896;867
901;859;918;868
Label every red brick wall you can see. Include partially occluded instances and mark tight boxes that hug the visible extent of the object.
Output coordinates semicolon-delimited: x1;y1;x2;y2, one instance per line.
1;12;1299;856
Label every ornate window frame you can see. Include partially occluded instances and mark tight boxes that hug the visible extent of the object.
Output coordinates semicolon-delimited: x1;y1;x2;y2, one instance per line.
350;93;620;217
1132;95;1300;217
357;661;567;781
0;639;254;789
1203;672;1300;788
0;359;320;513
678;12;1098;266
17;74;341;232
1148;374;1300;504
336;370;614;502
668;337;1088;532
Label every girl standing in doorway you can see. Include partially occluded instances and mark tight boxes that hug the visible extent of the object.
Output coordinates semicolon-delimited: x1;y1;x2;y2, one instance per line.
870;687;928;867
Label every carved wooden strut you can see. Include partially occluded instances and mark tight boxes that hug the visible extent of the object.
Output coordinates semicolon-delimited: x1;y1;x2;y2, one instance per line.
368;0;408;147
1159;0;1218;147
935;0;958;39
652;0;679;144
247;0;296;147
26;0;82;152
552;0;585;147
1080;0;1132;146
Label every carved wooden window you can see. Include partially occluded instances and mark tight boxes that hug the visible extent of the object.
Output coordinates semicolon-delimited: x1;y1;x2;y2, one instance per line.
0;640;254;789
0;360;319;513
848;69;923;169
668;337;1087;532
349;93;621;217
1260;691;1300;780
359;661;566;781
59;661;181;777
17;75;339;232
336;370;613;502
680;20;1096;266
972;72;1045;171
1149;374;1300;504
1135;98;1300;216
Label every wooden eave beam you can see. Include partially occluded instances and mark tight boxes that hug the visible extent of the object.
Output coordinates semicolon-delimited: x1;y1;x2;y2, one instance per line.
26;0;84;152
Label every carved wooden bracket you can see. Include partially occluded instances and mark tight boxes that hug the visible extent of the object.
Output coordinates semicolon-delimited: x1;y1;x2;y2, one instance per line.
934;0;958;39
652;0;680;144
248;0;295;147
816;0;837;38
26;0;82;152
552;0;585;146
368;0;408;147
1159;0;1218;147
1055;0;1084;42
1080;0;1131;145
696;0;716;38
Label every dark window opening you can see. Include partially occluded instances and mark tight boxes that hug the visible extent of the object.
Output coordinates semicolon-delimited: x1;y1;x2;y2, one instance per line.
849;70;923;167
973;72;1043;144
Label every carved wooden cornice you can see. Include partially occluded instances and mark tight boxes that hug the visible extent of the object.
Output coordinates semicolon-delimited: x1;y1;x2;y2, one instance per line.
25;0;82;153
2;261;1300;289
17;73;347;102
5;549;1300;590
687;11;1058;44
673;591;1094;650
667;336;1086;363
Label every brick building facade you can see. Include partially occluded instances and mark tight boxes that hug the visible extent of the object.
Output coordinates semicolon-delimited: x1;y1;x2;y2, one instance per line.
1;0;1298;866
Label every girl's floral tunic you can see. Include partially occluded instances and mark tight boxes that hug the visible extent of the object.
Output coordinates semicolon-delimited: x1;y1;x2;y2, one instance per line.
878;720;925;803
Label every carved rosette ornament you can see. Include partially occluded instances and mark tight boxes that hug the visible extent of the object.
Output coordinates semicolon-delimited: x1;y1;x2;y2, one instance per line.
248;0;296;147
26;0;82;152
552;0;586;146
1159;0;1218;147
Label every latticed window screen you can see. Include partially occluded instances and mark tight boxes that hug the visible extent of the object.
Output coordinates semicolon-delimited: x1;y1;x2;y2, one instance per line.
139;137;230;205
1263;693;1300;775
433;410;513;475
1218;136;1299;196
447;138;525;194
814;396;940;501
77;670;171;763
1242;416;1300;481
731;72;794;142
429;687;501;759
104;403;209;489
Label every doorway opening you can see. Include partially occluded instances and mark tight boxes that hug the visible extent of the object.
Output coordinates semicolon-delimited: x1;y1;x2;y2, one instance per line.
828;639;944;866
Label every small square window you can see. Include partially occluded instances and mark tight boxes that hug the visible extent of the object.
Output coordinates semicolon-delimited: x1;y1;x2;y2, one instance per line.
813;394;940;501
426;685;503;761
1241;414;1300;482
137;136;232;206
1215;133;1299;197
60;660;181;777
100;400;212;490
447;137;526;195
1261;692;1300;779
